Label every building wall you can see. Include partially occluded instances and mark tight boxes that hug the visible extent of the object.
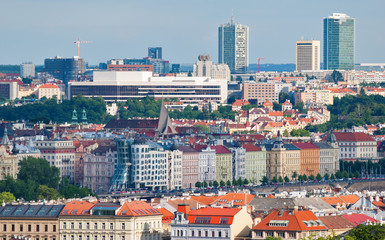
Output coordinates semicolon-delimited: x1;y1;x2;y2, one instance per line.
168;150;183;190
266;148;300;180
296;40;320;71
198;147;216;182
215;153;233;182
0;145;18;180
245;149;266;184
319;147;339;176
299;148;320;176
0;219;60;240
243;83;277;104
38;87;61;100
181;151;199;189
0;82;19;100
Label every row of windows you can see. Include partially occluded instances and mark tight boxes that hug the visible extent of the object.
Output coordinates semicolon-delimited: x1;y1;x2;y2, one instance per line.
3;223;55;232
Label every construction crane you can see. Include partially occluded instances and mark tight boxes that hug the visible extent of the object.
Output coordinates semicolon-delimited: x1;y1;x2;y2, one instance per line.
257;57;264;73
74;38;92;58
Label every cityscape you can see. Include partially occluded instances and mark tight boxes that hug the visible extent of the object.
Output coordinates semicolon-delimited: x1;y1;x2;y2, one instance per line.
1;1;385;240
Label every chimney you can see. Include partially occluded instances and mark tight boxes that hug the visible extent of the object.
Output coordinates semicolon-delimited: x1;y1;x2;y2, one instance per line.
177;203;191;215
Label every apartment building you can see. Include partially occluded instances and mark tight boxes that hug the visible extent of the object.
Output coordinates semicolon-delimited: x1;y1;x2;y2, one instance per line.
178;145;199;189
292;143;320;176
243;144;266;184
243;83;277;104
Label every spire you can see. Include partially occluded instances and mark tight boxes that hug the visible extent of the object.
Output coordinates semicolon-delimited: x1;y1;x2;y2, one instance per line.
82;108;88;125
72;109;78;125
231;10;234;25
1;128;10;146
157;99;177;137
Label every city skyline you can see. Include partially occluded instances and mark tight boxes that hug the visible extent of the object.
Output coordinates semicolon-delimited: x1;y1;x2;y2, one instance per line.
0;0;384;65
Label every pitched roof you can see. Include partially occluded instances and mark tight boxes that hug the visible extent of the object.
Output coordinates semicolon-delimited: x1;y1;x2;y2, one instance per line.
213;193;254;206
263;100;273;106
292;142;320;150
39;83;59;89
190;196;220;206
318;215;355;229
0;204;64;218
187;207;241;225
342;214;379;226
117;201;162;216
242;144;262;152
60;201;96;215
269;111;283;116
232;99;250;106
282;100;292;106
332;132;375;142
157;208;174;223
177;145;198;153
210;145;231;154
338;195;360;205
252;210;327;231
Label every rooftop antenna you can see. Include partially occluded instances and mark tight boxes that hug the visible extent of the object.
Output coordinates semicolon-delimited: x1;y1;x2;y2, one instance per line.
300;36;304;41
231;9;234;25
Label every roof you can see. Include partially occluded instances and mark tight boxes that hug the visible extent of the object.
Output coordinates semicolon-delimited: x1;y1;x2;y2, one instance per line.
242;144;262;152
39;83;59;89
167;198;201;210
0;204;64;218
117;201;162;216
339;195;360;205
213;193;254;206
318;215;355;229
253;210;327;231
263;143;300;151
266;194;275;199
177;145;198;153
232;99;250;106
104;119;159;129
321;195;360;206
342;214;379;226
263;100;273;106
157;207;174;222
269;111;283;117
292;142;320;150
209;145;231;154
283;100;292;106
328;132;375;142
60;201;96;215
187;207;241;225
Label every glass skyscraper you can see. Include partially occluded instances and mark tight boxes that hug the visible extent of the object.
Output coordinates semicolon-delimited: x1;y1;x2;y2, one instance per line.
323;13;355;70
218;17;249;74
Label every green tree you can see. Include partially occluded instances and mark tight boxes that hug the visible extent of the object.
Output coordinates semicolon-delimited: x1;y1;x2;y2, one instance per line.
208;181;213;187
346;224;385;240
324;173;330;181
279;92;290;104
292;171;298;180
260;176;268;185
342;170;349;179
265;237;282;240
203;181;208;188
249;76;255;81
316;173;322;181
38;185;58;200
243;179;249;185
237;178;243;186
331;70;344;84
335;171;342;179
0;192;15;203
220;180;225;187
309;174;315;181
232;178;238;186
18;157;60;189
187;71;192;77
236;76;243;83
226;180;232;186
273;102;282;111
284;176;290;183
213;181;219;188
330;173;336;180
283;129;289;137
272;176;278;183
59;178;94;199
195;182;202;188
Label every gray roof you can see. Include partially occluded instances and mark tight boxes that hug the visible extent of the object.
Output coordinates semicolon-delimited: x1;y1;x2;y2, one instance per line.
0;204;64;218
314;142;333;149
249;197;335;212
293;198;336;212
263;144;300;151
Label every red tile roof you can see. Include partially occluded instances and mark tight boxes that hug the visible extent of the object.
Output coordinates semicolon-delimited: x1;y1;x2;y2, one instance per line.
60;201;97;215
253;210;327;231
242;144;262;152
292;142;320;150
323;132;375;142
117;201;162;216
157;208;174;223
318;215;355;229
187;207;241;225
232;99;250;106
40;83;59;89
269;111;283;116
342;214;379;226
263;100;273;106
210;145;231;154
213;193;254;206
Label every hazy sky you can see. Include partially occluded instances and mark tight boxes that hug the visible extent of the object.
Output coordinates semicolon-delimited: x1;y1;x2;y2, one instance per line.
1;0;384;65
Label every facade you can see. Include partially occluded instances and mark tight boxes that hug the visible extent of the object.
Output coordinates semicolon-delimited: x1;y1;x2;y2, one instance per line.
243;144;266;185
44;56;85;84
68;71;228;104
171;205;253;240
196;146;216;183
0;204;64;240
167;149;183;190
243;83;278;103
37;84;62;100
83;146;117;194
298;89;334;107
0;81;19;100
74;140;98;185
228;145;246;180
20;62;35;78
296;40;320;71
218;17;249;73
0;145;18;180
34;140;76;182
148;47;162;59
314;131;340;176
323;13;355;70
193;55;231;81
60;200;163;240
178;146;199;189
123;58;170;74
107;64;153;72
292;143;320;176
212;145;232;183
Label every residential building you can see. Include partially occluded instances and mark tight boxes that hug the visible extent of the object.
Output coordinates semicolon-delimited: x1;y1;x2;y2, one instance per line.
196;145;216;183
232;99;250;111
167;148;183;190
178;145;199;189
292;142;320;176
298;89;334;107
193;55;231;81
265;133;301;181
73;140;98;185
148;47;162;59
83;145;117;194
225;142;246;180
60;200;163;240
20;62;35;78
171;204;253;240
68;71;228;104
323;13;355;70
243;83;278;103
252;209;327;239
37;83;62;100
282;100;293;112
318;215;355;237
314;130;340;176
0;145;18;180
296;40;320;71
0;204;64;240
34;140;76;182
243;144;266;184
44;56;85;84
0;81;19;100
107;64;154;72
218;17;249;73
212;145;233;182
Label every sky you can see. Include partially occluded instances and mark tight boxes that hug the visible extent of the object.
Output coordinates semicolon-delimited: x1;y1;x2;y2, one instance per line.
0;0;384;65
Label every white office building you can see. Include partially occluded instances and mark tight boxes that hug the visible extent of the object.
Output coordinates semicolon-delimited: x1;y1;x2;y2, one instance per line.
193;55;231;81
296;40;320;71
20;62;35;78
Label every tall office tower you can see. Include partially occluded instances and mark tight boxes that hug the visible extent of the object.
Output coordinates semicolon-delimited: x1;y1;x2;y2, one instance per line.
323;13;355;70
44;56;84;84
218;16;249;73
296;40;320;71
148;47;162;59
20;62;35;78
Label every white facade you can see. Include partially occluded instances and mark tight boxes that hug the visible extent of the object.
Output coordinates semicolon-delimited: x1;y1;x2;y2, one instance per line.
296;40;321;71
106;102;118;116
229;147;246;180
168;149;183;190
20;63;35;78
198;147;216;182
193;57;231;81
34;140;75;182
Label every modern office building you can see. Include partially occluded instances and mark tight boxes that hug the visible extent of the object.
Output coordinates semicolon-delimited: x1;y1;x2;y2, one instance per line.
171;64;180;73
296;40;320;71
20;62;35;78
323;13;355;70
44;56;85;84
68;71;228;104
0;81;19;100
148;47;162;59
193;55;231;81
218;17;249;73
122;58;170;74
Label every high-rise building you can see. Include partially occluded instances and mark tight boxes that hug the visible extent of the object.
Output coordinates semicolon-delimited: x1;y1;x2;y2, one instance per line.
20;62;35;78
193;55;231;81
218;17;249;73
296;40;320;71
44;56;84;84
148;47;162;59
323;13;355;70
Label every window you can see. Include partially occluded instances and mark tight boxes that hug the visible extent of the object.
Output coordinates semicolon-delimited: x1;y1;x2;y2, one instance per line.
110;223;113;229
94;236;97;240
87;236;90;240
79;236;82;240
102;223;105;229
12;224;15;232
36;225;39;232
71;222;74;229
53;225;56;232
71;236;74;240
110;237;113;240
45;225;48;232
122;223;125;230
94;223;97;229
20;225;23;232
3;224;6;231
63;236;66;240
121;237;125;240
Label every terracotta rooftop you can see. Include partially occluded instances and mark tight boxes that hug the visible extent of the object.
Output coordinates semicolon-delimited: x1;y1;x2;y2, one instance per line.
187;207;241;225
39;83;59;89
242;143;262;152
318;215;355;229
60;201;97;215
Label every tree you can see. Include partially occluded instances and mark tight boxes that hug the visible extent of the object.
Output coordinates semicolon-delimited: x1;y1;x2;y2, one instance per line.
316;173;322;182
331;70;344;84
354;171;361;178
309;174;315;181
272;176;278;183
342;170;349;179
283;129;289;137
18;157;60;189
236;76;243;83
335;171;342;179
195;182;202;188
38;185;58;200
284;176;290;183
292;172;298;180
346;224;385;240
226;180;232;186
265;237;282;240
203;181;208;188
273;102;282;111
59;178;94;199
260;176;268;185
359;87;366;95
237;178;243;186
279;92;290;104
208;181;213;187
232;178;237;186
243;179;249;185
298;175;303;182
220;180;226;187
330;173;336;180
324;173;330;181
213;181;219;188
0;192;15;203
249;76;255;81
187;71;192;77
